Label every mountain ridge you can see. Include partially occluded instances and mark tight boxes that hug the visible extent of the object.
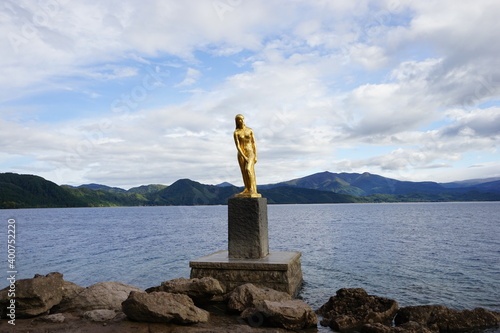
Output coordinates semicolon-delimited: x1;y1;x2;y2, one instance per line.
260;171;500;195
1;171;499;209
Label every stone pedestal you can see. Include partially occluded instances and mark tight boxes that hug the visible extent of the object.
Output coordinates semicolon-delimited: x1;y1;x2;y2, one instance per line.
189;195;303;296
228;197;269;259
190;250;303;297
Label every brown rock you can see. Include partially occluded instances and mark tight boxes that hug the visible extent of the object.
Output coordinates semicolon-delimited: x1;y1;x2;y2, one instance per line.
317;288;399;332
61;280;85;302
362;321;433;333
0;272;64;318
51;280;85;313
6;312;293;333
398;321;435;333
242;299;317;330
122;291;209;324
53;281;143;313
395;305;449;332
395;305;500;332
227;283;292;313
146;277;224;303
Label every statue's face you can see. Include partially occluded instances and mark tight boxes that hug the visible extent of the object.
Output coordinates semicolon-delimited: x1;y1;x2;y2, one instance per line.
236;116;244;127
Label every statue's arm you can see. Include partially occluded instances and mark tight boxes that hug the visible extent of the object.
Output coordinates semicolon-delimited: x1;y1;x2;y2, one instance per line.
250;130;257;163
234;131;247;160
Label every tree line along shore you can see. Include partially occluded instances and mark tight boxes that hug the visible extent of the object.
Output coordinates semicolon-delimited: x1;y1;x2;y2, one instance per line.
2;172;500;209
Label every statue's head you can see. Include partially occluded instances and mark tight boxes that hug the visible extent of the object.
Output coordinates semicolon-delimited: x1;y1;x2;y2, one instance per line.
235;114;245;128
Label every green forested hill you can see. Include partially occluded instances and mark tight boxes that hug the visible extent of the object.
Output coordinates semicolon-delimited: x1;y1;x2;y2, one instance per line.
62;186;149;207
128;184;168;194
261;186;359;204
0;174;362;208
0;173;87;208
1;172;499;209
262;171;447;195
261;171;500;196
75;184;127;193
149;179;241;205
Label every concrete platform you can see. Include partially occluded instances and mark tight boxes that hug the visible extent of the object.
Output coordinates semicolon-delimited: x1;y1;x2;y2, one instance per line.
190;250;303;297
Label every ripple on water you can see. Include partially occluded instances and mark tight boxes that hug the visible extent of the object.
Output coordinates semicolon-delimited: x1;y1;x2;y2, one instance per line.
3;202;499;314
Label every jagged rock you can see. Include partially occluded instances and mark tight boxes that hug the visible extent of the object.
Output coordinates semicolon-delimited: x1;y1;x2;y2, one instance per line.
53;281;143;313
362;321;433;333
146;277;224;303
122;291;209;324
241;299;317;330
0;272;64;318
317;288;399;332
83;309;118;322
227;283;292;313
395;305;500;332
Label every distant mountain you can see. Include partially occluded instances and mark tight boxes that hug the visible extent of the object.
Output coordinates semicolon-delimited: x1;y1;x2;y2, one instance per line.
150;179;240;205
0;173;87;209
77;183;127;193
261;171;500;196
470;180;500;193
128;184;167;194
216;182;235;187
441;177;500;188
261;186;359;204
1;171;499;209
63;186;148;207
260;171;367;195
145;179;360;205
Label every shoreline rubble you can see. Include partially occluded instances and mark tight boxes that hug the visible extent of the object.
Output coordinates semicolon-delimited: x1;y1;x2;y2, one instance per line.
1;273;499;333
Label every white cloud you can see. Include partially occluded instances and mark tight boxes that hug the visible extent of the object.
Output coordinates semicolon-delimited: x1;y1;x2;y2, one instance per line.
332;105;500;182
348;43;388;70
439;107;500;141
176;68;201;87
1;0;499;187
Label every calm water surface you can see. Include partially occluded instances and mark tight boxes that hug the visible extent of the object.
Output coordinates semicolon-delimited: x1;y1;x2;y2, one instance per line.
2;202;499;321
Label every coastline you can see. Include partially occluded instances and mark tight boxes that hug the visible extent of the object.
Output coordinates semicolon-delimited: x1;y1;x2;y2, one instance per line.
1;273;499;333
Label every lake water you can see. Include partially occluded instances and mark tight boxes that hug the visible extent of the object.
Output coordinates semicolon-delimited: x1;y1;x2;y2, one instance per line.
2;202;499;326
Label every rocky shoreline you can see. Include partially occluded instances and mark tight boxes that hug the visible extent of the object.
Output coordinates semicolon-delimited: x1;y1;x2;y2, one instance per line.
1;272;499;333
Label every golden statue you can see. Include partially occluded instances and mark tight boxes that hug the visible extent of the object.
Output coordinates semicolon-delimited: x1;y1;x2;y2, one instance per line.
234;114;261;198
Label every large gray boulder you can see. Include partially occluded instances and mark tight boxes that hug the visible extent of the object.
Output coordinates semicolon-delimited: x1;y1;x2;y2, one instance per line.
241;299;317;330
0;272;64;318
317;288;399;332
395;305;500;332
122;291;209;324
53;281;143;313
227;283;292;313
146;277;223;303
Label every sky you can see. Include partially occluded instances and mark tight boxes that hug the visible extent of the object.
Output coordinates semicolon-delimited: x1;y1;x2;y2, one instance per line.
1;0;499;189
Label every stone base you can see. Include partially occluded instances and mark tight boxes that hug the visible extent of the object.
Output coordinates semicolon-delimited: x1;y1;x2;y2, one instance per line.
228;197;269;259
189;250;303;297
